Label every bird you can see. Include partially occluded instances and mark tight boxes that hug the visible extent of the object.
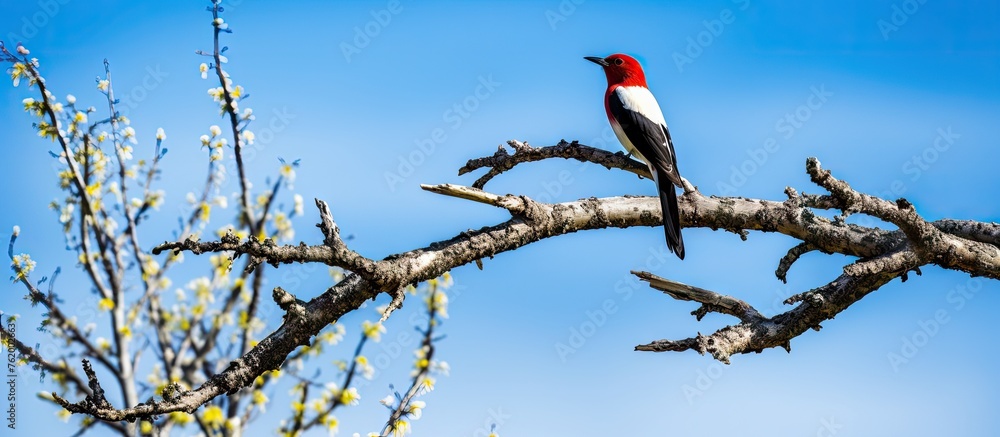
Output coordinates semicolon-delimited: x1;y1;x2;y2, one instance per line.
585;54;685;259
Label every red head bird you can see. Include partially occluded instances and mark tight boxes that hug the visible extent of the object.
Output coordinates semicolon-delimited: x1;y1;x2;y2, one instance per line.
586;54;685;259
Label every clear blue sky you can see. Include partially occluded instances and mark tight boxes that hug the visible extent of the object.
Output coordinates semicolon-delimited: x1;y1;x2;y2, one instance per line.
3;1;1000;436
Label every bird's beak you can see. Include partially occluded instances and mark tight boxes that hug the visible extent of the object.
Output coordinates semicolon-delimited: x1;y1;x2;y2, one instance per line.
584;56;609;67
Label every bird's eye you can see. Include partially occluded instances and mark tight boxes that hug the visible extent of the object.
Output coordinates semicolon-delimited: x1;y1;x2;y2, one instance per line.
613;58;624;66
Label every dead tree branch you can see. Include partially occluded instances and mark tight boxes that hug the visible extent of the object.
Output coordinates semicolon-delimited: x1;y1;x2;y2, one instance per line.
635;157;998;363
55;142;999;421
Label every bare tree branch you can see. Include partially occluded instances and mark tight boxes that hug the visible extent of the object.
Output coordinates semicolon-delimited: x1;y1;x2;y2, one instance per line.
47;142;1000;419
315;199;377;277
635;250;905;363
775;242;819;283
458;139;650;188
634;157;998;363
632;271;763;323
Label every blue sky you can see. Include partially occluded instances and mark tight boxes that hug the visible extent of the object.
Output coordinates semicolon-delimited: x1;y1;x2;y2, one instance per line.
2;1;999;436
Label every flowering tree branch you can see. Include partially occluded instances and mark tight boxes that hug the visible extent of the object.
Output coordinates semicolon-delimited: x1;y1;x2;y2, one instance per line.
279;328;365;435
379;281;445;436
3;6;312;434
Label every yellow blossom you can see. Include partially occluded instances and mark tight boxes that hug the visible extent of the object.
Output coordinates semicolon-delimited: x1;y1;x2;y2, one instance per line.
141;257;161;282
202;405;225;429
226;417;241;433
355;355;375;379
10;62;27;87
415;357;429;370
211;254;232;279
390;419;411;436
208;87;224;101
238;310;250;330
322;415;339;433
146;190;165;210
98;297;115;311
361;321;385;342
339;387;360;406
418;376;435;394
189;277;213;302
11;253;36;280
199;202;211;222
319;324;345;345
273;212;294;241
85;181;102;198
254;369;281;387
58;169;73;189
121;126;136;144
406;400;425;419
169;411;193;426
428;291;449;318
252;390;268;406
310;398;326;413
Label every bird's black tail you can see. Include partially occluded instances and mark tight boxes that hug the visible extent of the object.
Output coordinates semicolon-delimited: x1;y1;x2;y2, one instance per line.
656;175;685;260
